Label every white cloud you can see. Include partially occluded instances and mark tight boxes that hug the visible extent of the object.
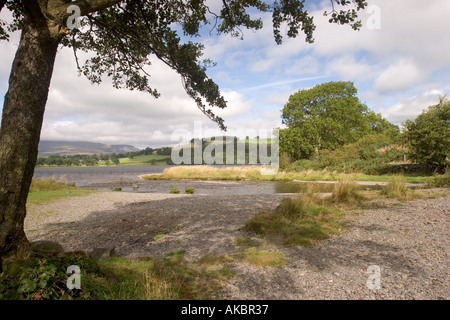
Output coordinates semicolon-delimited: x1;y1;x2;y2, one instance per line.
379;90;444;125
326;55;375;81
265;91;292;106
374;58;423;93
285;56;321;76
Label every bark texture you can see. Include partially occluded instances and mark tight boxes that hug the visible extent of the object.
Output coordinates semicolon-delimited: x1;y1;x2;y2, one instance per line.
0;5;60;260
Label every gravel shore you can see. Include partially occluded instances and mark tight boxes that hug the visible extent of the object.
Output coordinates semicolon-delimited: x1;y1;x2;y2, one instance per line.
25;189;449;300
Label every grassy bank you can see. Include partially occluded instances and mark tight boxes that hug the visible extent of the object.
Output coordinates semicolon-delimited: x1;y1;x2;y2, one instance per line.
0;245;290;300
142;165;440;184
243;181;358;247
27;179;97;206
0;250;234;300
242;178;448;247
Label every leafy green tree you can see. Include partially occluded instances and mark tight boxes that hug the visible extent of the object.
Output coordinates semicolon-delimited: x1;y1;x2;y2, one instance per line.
109;153;120;165
280;81;394;159
403;98;450;168
0;0;368;259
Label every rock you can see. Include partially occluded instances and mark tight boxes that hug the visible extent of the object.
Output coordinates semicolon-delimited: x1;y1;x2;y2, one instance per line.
31;240;65;254
88;247;116;260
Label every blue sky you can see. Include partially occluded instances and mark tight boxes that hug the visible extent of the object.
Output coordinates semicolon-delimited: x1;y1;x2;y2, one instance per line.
1;0;449;148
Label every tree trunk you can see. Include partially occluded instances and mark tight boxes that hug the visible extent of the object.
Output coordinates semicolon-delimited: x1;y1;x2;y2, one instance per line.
0;15;60;261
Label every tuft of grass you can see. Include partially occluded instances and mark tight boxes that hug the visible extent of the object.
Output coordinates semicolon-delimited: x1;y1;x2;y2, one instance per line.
184;187;195;194
330;179;365;204
243;194;344;247
381;175;408;198
169;185;180;194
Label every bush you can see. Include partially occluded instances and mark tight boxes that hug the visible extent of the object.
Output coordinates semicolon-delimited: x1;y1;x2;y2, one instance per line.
286;134;401;175
428;169;450;188
279;152;292;170
287;159;322;171
403;99;450;168
319;134;397;174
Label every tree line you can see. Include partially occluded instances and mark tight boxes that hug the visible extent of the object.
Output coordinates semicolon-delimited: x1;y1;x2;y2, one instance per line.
35;146;170;167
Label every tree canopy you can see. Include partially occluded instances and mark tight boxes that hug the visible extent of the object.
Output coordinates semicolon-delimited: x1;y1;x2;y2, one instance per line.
279;81;397;159
0;0;368;130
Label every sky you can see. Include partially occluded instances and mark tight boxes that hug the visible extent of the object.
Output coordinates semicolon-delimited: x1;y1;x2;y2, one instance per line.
1;0;449;149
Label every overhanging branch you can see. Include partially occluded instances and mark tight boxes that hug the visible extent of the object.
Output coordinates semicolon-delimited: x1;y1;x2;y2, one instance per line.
53;0;123;17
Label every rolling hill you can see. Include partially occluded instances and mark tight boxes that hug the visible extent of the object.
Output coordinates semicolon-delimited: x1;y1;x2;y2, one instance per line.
38;140;139;157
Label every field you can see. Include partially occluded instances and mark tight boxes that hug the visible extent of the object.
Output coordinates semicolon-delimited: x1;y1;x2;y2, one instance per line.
118;154;171;166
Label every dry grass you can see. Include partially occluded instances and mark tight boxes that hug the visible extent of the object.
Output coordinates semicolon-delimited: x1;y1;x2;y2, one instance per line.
330;178;366;204
381;175;408;198
243;193;345;247
142;165;349;182
241;248;286;267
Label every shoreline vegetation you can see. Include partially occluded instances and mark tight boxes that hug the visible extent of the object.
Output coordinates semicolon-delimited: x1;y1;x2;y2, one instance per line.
142;165;447;186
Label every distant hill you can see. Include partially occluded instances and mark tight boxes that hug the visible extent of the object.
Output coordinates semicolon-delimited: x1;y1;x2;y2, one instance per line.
38;140;139;157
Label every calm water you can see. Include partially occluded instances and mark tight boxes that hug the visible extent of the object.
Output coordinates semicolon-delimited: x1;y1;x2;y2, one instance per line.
33;165;282;194
34;165;170;187
33;166;382;195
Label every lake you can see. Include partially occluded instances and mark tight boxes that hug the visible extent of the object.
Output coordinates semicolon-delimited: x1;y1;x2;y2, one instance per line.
33;165;383;195
33;165;286;194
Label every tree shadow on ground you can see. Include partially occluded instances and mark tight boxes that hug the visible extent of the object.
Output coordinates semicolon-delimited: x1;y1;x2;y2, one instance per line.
28;194;290;260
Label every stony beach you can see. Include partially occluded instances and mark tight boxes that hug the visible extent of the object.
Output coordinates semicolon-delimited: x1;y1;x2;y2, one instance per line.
25;188;449;300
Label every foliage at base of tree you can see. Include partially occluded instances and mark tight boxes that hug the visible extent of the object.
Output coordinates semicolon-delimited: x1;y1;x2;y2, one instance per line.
287;134;404;175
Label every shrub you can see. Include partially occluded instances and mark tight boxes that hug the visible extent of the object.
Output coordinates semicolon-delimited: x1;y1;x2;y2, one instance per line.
403;99;450;168
279;152;292;170
287;159;322;171
428;169;450;188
